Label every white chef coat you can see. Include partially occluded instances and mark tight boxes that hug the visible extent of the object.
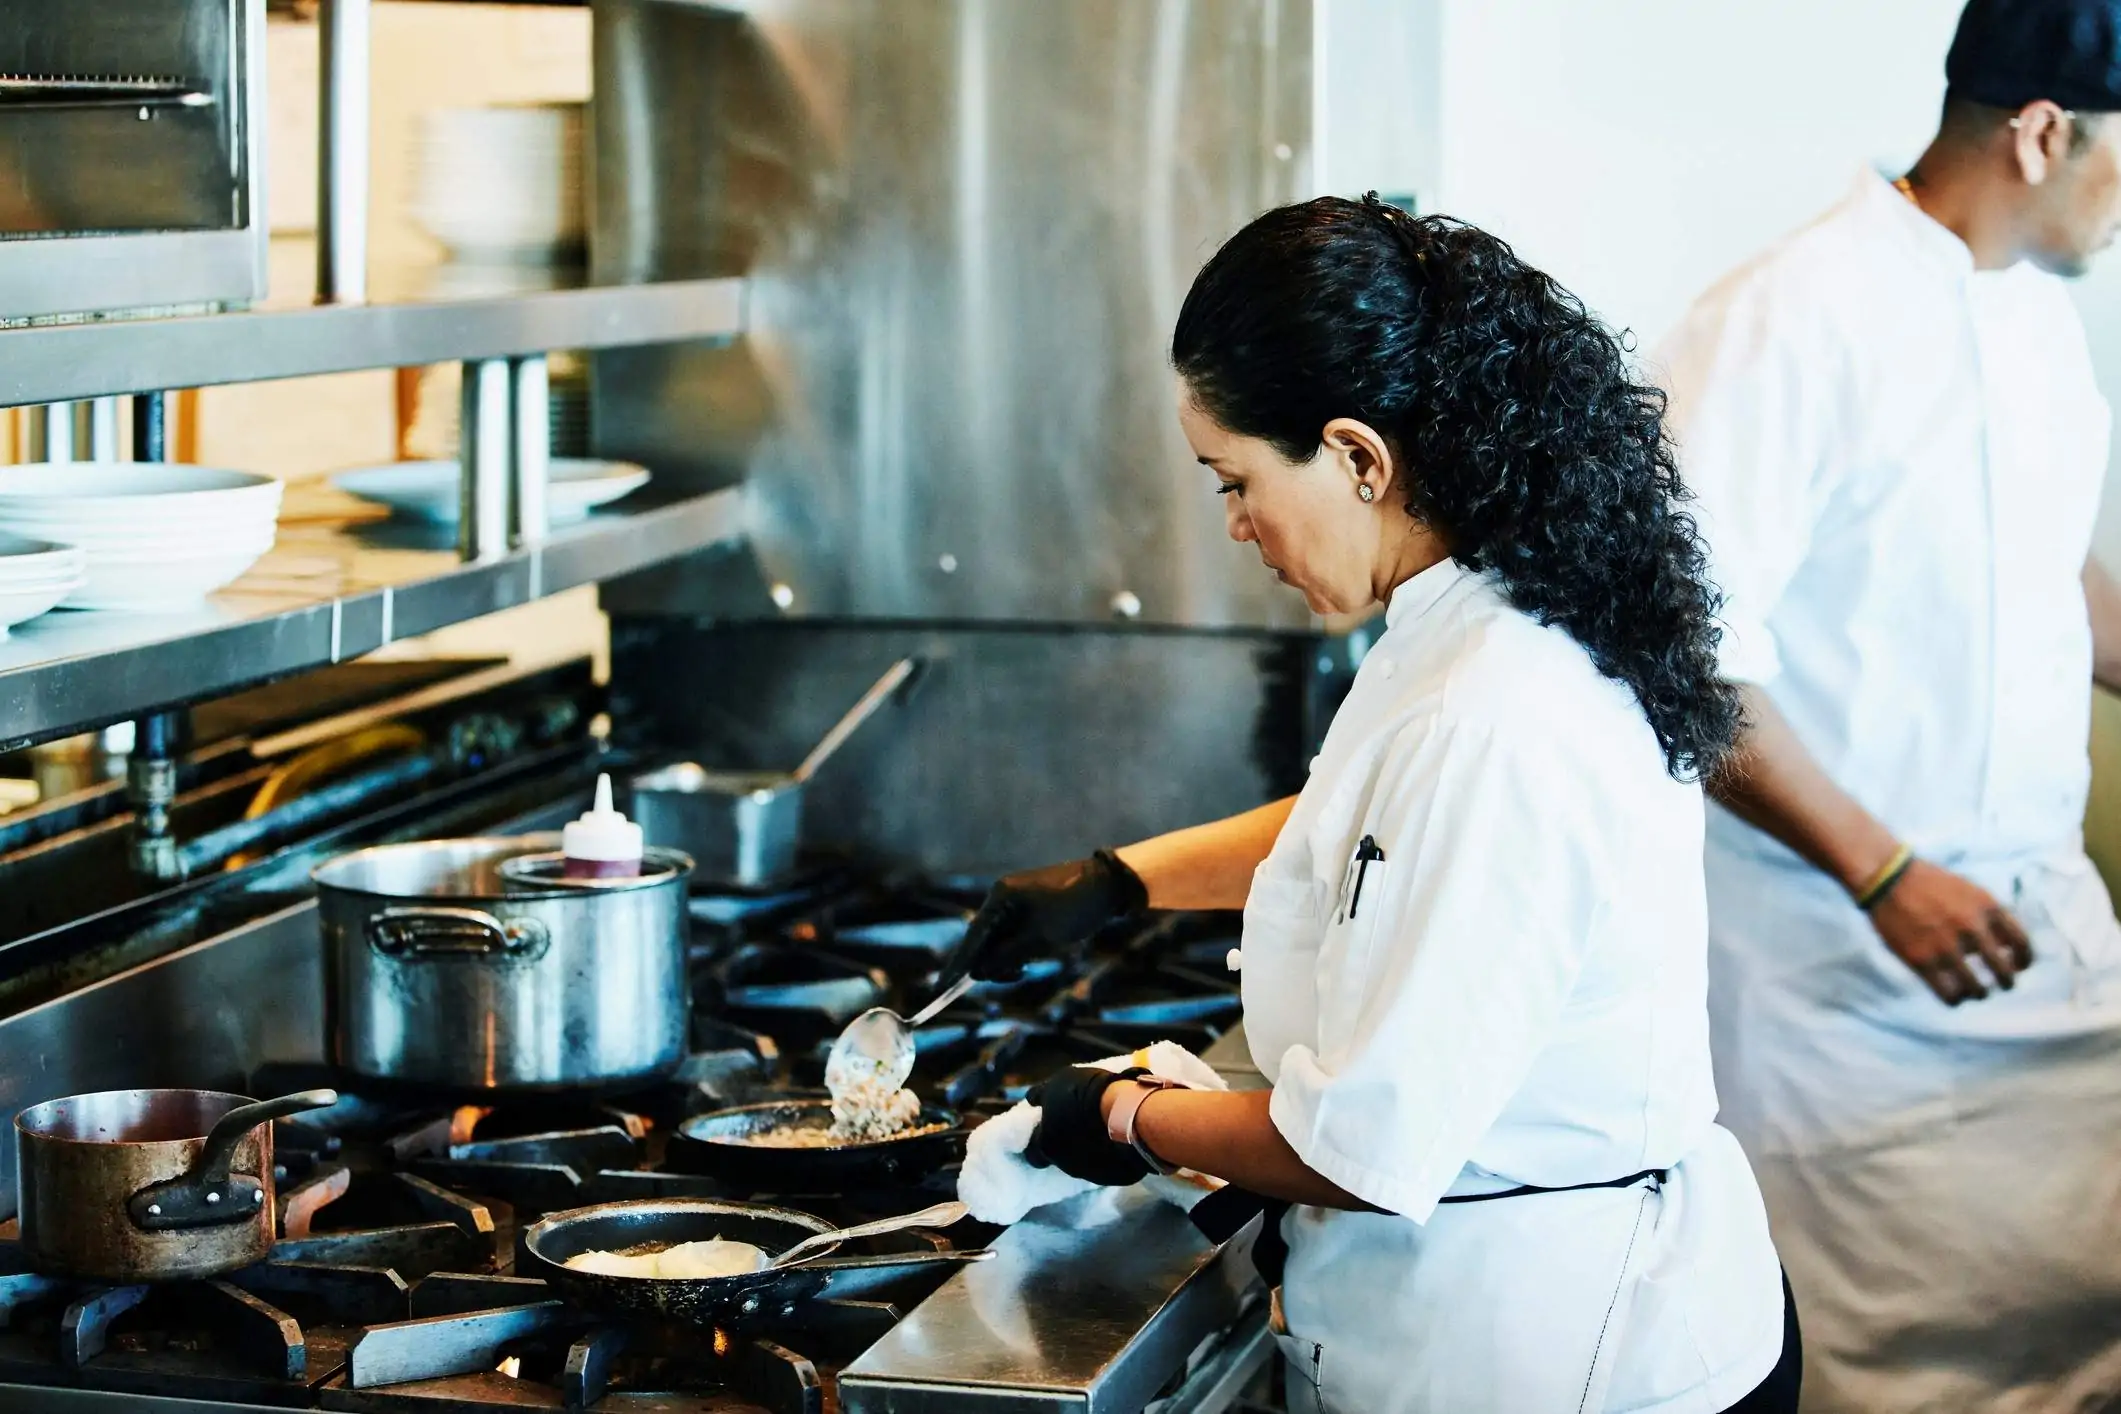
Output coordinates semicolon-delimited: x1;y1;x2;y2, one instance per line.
1245;557;1784;1414
1657;168;2121;1413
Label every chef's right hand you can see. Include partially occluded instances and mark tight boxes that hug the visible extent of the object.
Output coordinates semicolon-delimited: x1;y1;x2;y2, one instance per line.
1868;859;2034;1005
941;850;1148;983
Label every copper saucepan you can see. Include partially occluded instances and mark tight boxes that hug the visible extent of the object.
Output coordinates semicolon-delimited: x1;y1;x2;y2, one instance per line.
13;1087;337;1282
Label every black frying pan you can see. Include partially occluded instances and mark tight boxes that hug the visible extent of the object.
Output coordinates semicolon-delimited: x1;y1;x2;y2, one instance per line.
519;1198;985;1327
665;1099;965;1192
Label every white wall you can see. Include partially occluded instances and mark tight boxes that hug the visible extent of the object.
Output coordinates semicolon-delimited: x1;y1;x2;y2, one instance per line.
1356;0;2121;562
1345;0;2121;879
1429;0;1961;345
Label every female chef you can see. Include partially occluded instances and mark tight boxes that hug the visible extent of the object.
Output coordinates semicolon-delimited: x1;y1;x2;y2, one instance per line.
945;196;1798;1413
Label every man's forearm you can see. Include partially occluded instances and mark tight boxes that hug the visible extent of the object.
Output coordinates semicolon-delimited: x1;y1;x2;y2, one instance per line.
1113;797;1296;912
1709;686;1899;894
2084;558;2121;693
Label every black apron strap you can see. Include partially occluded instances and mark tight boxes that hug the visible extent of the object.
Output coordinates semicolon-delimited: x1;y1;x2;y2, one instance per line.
1186;1184;1294;1287
1183;1167;1665;1285
1435;1166;1667;1206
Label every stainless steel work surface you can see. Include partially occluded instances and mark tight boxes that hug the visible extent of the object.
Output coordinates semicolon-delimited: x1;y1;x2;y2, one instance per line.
0;487;745;752
0;277;744;404
839;1187;1260;1413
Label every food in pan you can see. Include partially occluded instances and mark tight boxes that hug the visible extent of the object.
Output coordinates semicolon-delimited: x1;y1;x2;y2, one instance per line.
562;1237;766;1278
739;1115;954;1148
729;1076;946;1147
828;1073;924;1141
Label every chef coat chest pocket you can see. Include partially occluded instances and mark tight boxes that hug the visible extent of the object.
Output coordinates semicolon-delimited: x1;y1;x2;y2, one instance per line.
1240;867;1326;1078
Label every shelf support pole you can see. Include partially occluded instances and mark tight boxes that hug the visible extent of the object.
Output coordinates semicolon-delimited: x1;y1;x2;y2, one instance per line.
25;405;78;462
509;354;550;546
317;0;371;305
127;709;186;881
458;358;512;561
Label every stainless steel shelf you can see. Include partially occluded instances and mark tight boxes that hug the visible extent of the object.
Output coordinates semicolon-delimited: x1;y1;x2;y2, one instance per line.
0;487;748;752
0;278;746;405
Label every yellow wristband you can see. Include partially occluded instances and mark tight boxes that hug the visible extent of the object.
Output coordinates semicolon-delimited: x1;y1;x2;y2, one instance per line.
1854;843;1915;910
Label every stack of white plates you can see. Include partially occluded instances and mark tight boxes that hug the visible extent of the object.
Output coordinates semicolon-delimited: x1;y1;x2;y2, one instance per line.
331;458;650;525
411;104;585;263
0;532;87;636
0;464;282;612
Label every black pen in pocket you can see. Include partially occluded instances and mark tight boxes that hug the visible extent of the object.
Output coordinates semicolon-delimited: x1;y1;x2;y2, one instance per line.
1348;835;1386;920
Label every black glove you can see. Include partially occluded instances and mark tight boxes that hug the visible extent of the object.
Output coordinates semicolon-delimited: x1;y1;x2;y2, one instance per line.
1025;1065;1149;1186
941;850;1148;984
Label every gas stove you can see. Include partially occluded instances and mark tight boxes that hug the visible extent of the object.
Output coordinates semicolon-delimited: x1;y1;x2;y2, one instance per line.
0;865;1261;1413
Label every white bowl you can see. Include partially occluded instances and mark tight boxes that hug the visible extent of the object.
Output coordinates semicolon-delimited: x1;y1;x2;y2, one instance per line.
411;104;585;258
331;459;651;525
0;532;87;583
0;519;276;553
0;582;81;636
61;543;271;612
86;533;276;565
0;464;281;523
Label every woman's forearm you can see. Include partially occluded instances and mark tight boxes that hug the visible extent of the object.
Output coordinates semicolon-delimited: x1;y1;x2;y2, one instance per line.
1113;797;1296;911
1107;1085;1378;1211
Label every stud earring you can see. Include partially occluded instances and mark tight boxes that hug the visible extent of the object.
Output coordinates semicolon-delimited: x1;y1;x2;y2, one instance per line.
1358;483;1377;503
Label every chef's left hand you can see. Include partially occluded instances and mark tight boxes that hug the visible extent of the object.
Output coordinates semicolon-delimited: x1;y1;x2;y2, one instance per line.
1025;1066;1149;1186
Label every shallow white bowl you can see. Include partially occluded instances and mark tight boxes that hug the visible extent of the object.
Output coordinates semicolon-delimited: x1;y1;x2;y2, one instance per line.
85;532;276;565
61;542;271;612
0;464;281;524
331;458;651;525
0;533;88;582
0;577;83;635
0;519;277;554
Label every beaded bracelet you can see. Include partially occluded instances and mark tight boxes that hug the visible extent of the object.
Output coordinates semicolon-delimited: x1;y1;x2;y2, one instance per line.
1855;843;1916;912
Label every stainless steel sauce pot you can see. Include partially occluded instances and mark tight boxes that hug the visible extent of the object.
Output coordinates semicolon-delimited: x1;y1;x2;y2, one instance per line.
632;658;917;889
14;1087;336;1282
314;835;693;1091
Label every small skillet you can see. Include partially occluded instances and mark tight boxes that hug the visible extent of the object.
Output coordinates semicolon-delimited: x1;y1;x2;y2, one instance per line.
519;1197;983;1327
664;1098;965;1192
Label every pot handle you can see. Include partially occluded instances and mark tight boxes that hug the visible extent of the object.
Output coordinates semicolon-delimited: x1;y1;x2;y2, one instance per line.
127;1088;338;1233
367;906;549;959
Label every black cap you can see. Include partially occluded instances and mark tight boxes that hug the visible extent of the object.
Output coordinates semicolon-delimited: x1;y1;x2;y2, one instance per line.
1946;0;2121;111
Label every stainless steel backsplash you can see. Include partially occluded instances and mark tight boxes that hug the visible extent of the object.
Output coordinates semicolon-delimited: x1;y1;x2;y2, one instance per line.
608;619;1322;875
589;0;1316;629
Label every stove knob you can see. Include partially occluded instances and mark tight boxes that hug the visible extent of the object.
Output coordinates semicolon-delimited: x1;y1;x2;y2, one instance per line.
1226;948;1243;972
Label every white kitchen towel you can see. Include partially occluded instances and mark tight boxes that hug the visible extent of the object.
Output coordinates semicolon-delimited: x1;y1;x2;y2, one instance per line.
957;1041;1229;1224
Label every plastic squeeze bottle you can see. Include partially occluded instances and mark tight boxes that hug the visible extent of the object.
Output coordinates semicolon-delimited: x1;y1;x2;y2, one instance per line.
562;773;644;879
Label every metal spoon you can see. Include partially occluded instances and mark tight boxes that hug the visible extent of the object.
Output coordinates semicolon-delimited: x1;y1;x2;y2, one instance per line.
766;1200;972;1270
823;973;978;1104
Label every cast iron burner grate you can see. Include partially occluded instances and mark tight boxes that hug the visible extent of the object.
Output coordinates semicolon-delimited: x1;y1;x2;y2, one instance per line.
0;1211;488;1400
0;873;1247;1411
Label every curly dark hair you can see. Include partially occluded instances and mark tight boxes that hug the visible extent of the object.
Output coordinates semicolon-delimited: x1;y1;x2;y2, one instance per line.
1171;194;1740;780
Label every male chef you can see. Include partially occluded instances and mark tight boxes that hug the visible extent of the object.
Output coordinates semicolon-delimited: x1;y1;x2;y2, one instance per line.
1655;1;2121;1409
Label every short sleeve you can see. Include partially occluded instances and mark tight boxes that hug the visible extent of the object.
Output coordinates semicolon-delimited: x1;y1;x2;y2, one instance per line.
1653;283;1845;685
1267;717;1610;1223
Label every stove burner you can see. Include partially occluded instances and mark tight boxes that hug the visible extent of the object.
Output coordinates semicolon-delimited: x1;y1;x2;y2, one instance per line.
0;876;1246;1411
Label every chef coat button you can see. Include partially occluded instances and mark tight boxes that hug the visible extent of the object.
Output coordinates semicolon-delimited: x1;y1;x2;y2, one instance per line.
1226;948;1243;971
1376;657;1395;679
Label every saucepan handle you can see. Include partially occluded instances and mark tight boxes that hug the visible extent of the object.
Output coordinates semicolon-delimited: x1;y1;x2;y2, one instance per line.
127;1088;338;1233
367;906;548;960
